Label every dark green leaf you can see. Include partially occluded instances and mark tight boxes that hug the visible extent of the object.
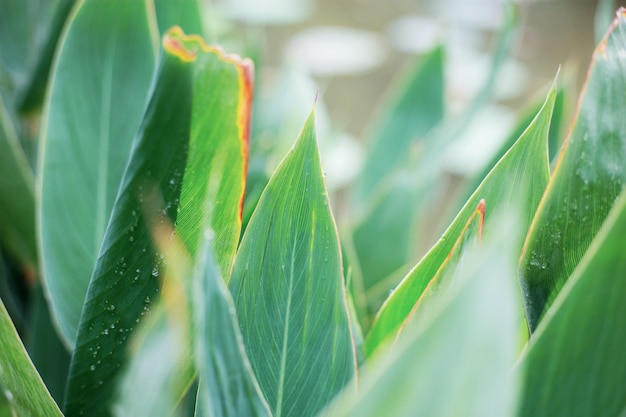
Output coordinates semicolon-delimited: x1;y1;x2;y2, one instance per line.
519;9;626;332
39;0;157;345
64;46;193;417
16;0;77;113
65;28;253;416
519;187;626;417
365;83;555;357
0;297;63;417
229;111;356;417
0;97;36;267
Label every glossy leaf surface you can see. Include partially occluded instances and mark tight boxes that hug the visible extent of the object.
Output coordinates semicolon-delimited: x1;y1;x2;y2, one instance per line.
519;188;626;417
39;0;156;345
64;47;192;417
0;297;63;417
65;28;253;416
365;84;556;357
519;9;626;331
229;111;356;417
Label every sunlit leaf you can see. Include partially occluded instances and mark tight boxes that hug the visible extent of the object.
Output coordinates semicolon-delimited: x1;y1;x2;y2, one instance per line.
0;297;63;417
519;9;626;332
39;0;157;345
519;187;626;417
365;82;556;357
154;0;204;38
65;28;253;416
229;110;356;417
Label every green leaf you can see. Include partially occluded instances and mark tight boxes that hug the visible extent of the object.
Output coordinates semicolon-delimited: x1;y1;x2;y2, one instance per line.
15;0;77;113
0;297;64;417
595;0;617;44
518;187;626;417
39;0;157;345
519;9;626;332
65;28;253;416
64;44;193;417
355;46;444;202
173;29;253;276
323;217;520;417
229;111;356;417
154;0;205;38
27;285;71;406
365;82;556;357
0;97;36;267
0;0;74;109
192;234;271;417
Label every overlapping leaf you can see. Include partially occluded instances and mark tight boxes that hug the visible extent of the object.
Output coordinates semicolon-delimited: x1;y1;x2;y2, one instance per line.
65;28;253;416
0;297;63;417
365;83;556;357
154;0;205;38
229;111;356;417
324;219;519;417
39;0;157;345
519;187;626;417
519;9;626;331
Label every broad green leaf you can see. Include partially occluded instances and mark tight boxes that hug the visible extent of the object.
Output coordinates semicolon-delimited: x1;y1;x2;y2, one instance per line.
365;83;556;357
354;46;444;202
229;111;356;417
64;46;192;417
0;297;63;417
518;187;626;417
519;9;626;332
0;97;36;267
192;234;271;417
39;0;157;345
154;0;205;38
65;28;253;416
173;28;253;275
15;0;76;112
323;218;519;417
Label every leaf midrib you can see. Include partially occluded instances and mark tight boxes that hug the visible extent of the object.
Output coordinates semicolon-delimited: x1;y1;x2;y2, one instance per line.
275;237;297;417
94;32;118;254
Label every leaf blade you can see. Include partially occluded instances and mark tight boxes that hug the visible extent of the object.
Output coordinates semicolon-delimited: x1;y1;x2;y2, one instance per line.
519;9;626;331
39;0;157;345
0;297;64;417
229;111;356;417
365;83;556;357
